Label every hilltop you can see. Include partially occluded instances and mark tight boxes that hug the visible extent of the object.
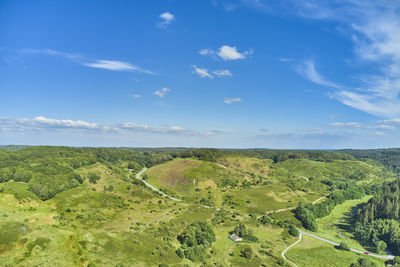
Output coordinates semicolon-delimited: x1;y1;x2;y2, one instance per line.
0;146;398;266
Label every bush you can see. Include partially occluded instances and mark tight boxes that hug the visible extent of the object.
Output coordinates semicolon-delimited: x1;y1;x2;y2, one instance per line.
240;247;253;259
177;221;216;262
338;242;350;251
376;240;386;254
288;225;299;237
176;248;185;258
88;173;100;184
350;258;376;267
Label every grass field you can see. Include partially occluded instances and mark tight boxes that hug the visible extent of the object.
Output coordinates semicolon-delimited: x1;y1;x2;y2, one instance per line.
286;235;386;267
0;152;395;266
315;196;372;251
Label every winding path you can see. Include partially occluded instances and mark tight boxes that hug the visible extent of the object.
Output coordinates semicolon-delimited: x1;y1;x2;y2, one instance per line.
281;230;394;266
281;233;302;267
135;167;181;201
299;231;394;260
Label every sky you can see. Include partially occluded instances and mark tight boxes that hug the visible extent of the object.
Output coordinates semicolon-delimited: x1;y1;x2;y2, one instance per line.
1;0;400;149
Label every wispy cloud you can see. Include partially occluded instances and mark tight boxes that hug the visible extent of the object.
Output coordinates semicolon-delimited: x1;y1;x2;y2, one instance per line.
153;88;170;98
192;65;213;78
224;97;242;104
191;65;232;78
199;45;252;61
21;48;153;74
213;69;232;77
292;1;400;117
158;12;175;28
229;1;400;117
0;116;224;137
329;121;395;130
295;60;342;89
82;60;153;74
131;94;142;98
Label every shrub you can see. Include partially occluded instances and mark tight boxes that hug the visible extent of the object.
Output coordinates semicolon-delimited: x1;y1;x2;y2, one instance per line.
288;225;299;237
240;247;253;259
338;242;350;251
88;173;100;184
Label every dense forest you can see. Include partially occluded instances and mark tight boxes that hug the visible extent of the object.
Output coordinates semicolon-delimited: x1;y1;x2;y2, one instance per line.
340;148;400;174
355;179;400;254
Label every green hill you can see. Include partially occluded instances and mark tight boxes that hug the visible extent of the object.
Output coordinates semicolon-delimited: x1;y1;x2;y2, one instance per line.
0;147;397;266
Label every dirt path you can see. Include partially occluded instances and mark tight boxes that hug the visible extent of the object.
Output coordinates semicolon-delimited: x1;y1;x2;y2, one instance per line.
281;233;302;267
135;168;181;201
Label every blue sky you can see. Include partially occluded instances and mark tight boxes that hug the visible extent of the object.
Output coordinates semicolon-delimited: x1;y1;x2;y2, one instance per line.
1;0;400;148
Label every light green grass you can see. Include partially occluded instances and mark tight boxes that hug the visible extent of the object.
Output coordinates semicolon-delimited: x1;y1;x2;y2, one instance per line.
286;235;386;267
315;196;372;251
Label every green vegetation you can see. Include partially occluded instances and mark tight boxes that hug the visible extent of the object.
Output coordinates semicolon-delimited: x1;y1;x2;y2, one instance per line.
286;235;385;267
176;221;216;262
354;179;400;254
0;146;398;266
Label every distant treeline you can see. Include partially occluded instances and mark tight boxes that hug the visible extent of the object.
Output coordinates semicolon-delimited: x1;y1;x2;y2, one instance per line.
339;148;400;173
226;149;355;163
169;148;355;163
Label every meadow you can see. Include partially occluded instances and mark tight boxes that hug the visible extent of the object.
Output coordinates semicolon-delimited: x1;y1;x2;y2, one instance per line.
0;147;397;266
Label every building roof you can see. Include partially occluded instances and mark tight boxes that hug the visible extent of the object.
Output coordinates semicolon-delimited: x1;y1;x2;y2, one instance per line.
229;233;242;241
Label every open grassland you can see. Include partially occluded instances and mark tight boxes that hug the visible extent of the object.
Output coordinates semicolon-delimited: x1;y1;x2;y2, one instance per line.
1;147;397;266
286;235;386;267
315;196;372;251
145;157;333;215
0;161;293;266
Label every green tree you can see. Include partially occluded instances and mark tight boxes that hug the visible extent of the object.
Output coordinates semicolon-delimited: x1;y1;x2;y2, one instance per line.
376;240;386;254
240;247;253;259
339;242;350;251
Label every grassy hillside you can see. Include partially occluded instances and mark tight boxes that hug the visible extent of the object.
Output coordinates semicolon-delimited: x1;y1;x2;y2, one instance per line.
0;147;397;266
286;235;386;267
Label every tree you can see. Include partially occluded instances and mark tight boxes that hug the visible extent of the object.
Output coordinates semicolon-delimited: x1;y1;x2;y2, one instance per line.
294;203;318;231
376;240;387;254
339;242;350;251
350;258;376;267
177;221;216;262
240;247;253;260
288;225;299;237
176;248;184;258
88;173;100;184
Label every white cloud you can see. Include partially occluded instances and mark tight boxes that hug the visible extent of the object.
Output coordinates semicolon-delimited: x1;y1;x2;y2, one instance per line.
199;45;252;61
199;48;215;56
21;49;153;74
33;116;99;129
329;121;395;130
333;90;400;118
192;65;213;78
329;122;362;128
218;45;252;61
191;66;232;78
0;116;224;137
153;87;170;98
224;97;242;104
82;60;153;74
158;12;175;28
295;60;342;89
131;94;142;98
213;69;232;77
379;118;400;124
291;1;400;117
